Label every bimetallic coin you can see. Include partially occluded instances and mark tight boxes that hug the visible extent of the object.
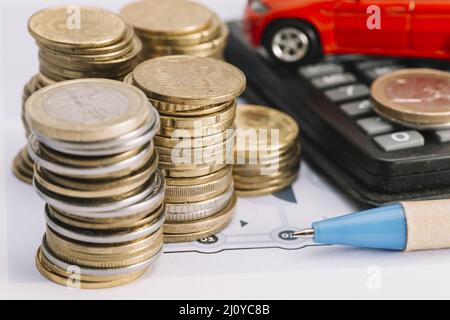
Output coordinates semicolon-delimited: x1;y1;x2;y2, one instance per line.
26;79;150;142
29;6;127;49
371;68;450;127
132;55;246;106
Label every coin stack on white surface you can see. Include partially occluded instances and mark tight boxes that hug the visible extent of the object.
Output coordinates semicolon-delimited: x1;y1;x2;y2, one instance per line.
126;55;246;243
26;79;164;288
120;0;228;61
15;5;142;184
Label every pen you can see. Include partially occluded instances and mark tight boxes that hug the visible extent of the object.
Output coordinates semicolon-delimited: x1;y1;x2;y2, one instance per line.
292;199;450;251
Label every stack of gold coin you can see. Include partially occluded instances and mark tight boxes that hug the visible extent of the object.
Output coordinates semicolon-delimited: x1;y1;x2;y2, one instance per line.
120;0;228;61
233;105;301;197
26;79;164;288
14;5;142;184
371;68;450;129
126;55;246;243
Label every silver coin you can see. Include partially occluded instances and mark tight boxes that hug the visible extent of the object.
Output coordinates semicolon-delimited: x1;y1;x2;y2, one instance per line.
41;239;162;276
55;170;166;219
45;207;166;244
166;184;233;221
33;174;157;213
34;106;160;156
28;134;154;177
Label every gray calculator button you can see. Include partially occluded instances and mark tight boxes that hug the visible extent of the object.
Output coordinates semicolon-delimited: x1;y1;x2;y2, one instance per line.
340;99;373;117
357;117;394;135
356;59;397;70
299;63;344;78
364;65;404;80
374;131;424;152
311;72;356;89
435;130;450;142
324;84;370;102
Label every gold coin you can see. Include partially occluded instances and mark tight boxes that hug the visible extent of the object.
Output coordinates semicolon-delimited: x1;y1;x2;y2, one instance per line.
29;6;127;49
371;68;450;125
132;55;246;106
36;247;149;288
120;0;213;36
159;100;236;129
45;235;162;269
35;155;157;199
47;203;165;231
165;168;232;203
46;227;163;256
159;117;234;138
164;216;231;243
164;193;236;234
235;173;299;197
47;237;162;269
235;104;299;150
154;126;233;148
152;99;233;117
12;151;33;184
161;163;227;178
26;79;150;142
136;13;222;47
149;23;228;55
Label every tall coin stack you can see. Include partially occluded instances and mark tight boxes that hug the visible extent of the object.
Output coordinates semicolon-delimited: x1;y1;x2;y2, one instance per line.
120;0;228;61
14;5;142;184
233;105;301;197
26;79;164;288
126;55;246;243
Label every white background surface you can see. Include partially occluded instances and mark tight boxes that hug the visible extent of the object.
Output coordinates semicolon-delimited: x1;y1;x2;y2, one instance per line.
1;0;450;300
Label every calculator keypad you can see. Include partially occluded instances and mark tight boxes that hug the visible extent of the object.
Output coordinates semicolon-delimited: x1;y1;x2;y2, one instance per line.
303;60;450;153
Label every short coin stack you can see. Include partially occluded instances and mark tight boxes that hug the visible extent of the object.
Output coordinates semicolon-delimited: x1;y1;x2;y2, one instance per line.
14;5;142;184
26;79;164;288
120;0;228;61
233;105;301;197
127;55;246;243
371;68;450;130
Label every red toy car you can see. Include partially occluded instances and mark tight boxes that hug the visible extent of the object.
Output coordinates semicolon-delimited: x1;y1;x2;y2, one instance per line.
244;0;450;66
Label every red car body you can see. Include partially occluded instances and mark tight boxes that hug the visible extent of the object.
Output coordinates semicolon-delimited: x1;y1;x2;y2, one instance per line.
245;0;450;61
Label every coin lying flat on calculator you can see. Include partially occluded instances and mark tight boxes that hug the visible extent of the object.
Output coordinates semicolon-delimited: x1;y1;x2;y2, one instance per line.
371;69;450;129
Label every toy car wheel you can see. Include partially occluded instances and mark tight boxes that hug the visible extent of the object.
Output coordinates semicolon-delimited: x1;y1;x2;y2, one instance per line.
263;20;321;66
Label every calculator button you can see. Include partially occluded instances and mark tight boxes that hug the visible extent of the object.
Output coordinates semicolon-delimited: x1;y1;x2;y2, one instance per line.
357;117;394;135
299;63;344;78
311;72;356;89
374;131;424;152
340;99;373;117
355;59;399;70
435;130;450;143
324;84;370;102
364;64;405;81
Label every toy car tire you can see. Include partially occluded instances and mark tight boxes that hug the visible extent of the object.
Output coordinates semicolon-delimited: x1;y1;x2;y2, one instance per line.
263;19;321;66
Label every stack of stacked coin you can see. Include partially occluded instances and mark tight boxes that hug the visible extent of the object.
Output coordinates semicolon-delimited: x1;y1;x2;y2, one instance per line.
126;55;246;243
120;0;228;61
371;69;450;130
26;79;164;288
233;105;301;197
14;5;142;184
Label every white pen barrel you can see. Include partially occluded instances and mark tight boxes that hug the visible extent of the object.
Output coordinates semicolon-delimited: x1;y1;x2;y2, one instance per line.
401;199;450;251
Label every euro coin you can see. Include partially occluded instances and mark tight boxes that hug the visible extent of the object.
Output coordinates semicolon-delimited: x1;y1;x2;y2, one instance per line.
371;68;450;128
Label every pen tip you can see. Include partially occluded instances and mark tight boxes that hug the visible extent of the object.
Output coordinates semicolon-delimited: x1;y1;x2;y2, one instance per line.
291;228;314;238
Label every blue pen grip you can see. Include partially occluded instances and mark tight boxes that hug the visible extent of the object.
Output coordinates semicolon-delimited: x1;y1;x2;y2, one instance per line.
312;204;407;250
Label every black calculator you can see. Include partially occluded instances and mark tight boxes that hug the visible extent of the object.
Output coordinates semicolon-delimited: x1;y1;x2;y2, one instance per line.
225;22;450;205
